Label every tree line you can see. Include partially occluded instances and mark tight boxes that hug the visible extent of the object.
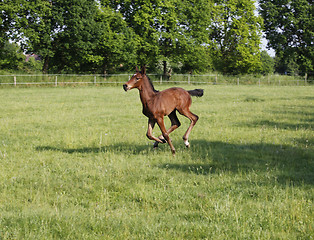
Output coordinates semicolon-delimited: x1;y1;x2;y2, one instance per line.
0;0;312;75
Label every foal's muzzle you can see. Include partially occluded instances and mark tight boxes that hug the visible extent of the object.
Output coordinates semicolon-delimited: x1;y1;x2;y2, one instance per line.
123;84;128;91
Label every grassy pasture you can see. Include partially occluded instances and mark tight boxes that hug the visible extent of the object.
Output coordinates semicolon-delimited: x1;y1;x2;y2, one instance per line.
0;85;313;239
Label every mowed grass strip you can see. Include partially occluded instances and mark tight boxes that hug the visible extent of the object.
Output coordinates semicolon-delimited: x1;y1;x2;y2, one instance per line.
0;85;313;239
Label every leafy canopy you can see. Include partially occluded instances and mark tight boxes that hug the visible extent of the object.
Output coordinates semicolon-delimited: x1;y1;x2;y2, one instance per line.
259;0;313;74
1;0;265;74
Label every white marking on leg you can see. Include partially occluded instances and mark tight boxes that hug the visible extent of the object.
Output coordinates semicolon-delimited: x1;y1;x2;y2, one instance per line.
184;139;190;148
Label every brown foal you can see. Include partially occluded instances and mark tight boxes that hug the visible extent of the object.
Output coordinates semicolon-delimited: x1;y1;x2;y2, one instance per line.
123;66;203;155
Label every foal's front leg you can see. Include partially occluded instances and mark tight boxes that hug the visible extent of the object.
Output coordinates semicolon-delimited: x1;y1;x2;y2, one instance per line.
154;110;180;148
156;117;176;156
146;119;164;144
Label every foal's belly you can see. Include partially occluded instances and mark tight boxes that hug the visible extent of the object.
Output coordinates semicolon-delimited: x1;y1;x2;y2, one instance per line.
152;88;190;117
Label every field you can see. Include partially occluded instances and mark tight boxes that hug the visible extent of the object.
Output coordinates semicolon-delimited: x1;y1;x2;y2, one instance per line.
0;85;313;239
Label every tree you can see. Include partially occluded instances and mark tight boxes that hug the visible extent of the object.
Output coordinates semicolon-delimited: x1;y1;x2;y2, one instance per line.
1;0;269;75
0;1;17;47
172;0;215;73
259;0;313;74
0;41;25;70
212;0;263;74
0;0;26;58
41;0;105;73
11;0;133;73
104;0;160;68
103;0;216;74
260;50;274;75
91;5;138;74
16;0;53;73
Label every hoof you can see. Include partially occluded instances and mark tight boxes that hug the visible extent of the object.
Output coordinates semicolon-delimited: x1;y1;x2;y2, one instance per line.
184;139;190;148
161;138;167;144
153;142;159;148
171;150;176;156
157;136;167;144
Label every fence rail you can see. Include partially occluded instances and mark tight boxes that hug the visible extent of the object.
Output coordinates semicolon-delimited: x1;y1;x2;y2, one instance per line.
0;73;311;86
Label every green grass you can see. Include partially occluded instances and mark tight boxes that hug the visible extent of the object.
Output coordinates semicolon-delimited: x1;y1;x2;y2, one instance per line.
0;85;313;239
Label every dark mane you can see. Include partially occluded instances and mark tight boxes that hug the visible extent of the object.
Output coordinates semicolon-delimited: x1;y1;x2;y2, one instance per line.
146;75;159;93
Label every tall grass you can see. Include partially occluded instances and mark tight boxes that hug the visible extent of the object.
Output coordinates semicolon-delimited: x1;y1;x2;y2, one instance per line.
0;85;313;239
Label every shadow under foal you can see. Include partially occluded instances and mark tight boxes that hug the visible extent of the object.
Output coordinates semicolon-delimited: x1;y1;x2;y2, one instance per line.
123;66;204;155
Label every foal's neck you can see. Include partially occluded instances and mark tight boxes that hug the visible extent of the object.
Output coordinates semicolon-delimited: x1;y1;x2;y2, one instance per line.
139;76;156;104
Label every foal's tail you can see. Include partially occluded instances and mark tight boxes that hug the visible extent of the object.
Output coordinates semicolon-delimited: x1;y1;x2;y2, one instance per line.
188;89;204;97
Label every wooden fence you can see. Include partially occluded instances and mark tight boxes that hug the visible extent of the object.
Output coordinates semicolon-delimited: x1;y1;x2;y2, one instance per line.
0;73;311;86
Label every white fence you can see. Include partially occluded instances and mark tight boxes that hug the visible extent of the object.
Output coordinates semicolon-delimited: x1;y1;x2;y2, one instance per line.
0;73;311;86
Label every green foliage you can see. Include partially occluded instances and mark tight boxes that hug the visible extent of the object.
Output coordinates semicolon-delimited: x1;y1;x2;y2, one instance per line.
260;50;275;75
173;0;216;73
212;0;263;74
259;0;313;74
0;41;25;70
99;1;160;72
24;56;44;73
0;86;313;238
104;0;216;72
0;0;20;47
0;41;43;73
0;0;281;75
92;5;138;73
42;0;108;73
0;0;134;74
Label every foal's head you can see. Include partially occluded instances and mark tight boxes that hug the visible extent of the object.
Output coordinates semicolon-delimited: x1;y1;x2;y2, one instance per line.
123;66;146;92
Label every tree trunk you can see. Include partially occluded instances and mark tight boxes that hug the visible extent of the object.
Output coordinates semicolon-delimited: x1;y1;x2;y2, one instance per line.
163;61;167;78
42;56;49;74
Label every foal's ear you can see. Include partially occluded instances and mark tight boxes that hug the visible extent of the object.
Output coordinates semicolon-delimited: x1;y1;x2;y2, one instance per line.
141;66;146;75
135;66;139;72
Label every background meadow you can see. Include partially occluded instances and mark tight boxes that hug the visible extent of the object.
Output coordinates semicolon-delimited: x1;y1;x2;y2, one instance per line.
0;85;313;239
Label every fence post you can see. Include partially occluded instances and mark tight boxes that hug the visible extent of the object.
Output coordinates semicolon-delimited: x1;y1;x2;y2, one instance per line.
305;73;307;85
160;75;162;84
14;76;16;86
188;75;191;84
94;75;96;85
215;74;218;85
55;76;58;86
237;78;239;85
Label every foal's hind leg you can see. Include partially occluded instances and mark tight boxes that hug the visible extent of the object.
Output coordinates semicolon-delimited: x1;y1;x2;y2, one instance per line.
179;110;199;148
154;110;181;148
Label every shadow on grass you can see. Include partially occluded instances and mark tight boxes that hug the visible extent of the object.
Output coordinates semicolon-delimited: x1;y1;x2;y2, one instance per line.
243;119;313;130
36;139;313;185
36;143;153;155
239;101;314;130
159;139;314;186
